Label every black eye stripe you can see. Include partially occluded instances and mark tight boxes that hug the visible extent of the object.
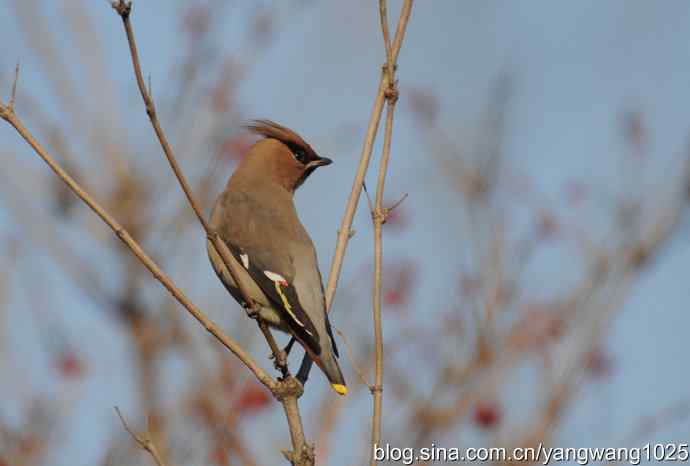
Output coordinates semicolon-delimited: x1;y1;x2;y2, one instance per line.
293;149;307;163
284;141;317;165
286;142;310;164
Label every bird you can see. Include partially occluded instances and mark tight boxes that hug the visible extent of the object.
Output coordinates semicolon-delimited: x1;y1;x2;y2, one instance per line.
207;120;347;396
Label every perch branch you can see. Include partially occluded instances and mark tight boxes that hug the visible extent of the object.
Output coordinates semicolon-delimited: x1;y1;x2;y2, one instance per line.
0;95;275;391
109;1;256;315
110;3;311;464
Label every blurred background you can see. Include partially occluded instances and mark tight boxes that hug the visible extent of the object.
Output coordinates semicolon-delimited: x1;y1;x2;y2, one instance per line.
0;1;689;465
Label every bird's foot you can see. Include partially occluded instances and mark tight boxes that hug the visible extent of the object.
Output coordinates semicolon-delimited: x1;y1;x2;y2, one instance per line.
296;358;312;385
283;337;296;357
243;300;261;319
270;350;289;379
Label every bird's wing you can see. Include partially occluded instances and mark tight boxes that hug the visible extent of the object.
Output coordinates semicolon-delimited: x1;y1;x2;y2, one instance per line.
213;191;322;355
233;241;321;354
290;247;340;358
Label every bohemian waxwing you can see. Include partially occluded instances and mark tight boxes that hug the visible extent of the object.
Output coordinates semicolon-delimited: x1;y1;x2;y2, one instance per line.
207;120;347;395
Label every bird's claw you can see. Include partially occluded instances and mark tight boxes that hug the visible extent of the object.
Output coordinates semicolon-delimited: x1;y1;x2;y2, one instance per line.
243;301;261;319
270;350;289;377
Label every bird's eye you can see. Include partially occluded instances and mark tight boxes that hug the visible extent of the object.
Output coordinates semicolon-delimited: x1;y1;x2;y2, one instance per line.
293;149;308;164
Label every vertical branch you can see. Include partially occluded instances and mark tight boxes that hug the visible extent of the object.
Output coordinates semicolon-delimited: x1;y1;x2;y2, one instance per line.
322;0;414;310
299;0;415;386
369;105;398;465
368;2;407;465
280;394;313;466
378;1;394;86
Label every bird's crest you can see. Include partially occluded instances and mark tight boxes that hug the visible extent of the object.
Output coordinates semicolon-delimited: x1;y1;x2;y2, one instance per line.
245;119;319;161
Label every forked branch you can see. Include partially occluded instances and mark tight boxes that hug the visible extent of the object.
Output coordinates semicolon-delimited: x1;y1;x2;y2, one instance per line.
115;407;168;466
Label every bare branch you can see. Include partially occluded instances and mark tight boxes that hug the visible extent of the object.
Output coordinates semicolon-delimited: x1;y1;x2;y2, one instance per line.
259;321;289;378
280;393;314;466
110;1;202;224
109;4;313;463
8;62;19;111
115;407;167;466
109;1;259;316
367;2;411;465
378;0;394;85
335;329;372;389
298;0;414;387
386;192;409;218
0;97;275;391
323;0;414;311
362;182;375;216
368;44;401;466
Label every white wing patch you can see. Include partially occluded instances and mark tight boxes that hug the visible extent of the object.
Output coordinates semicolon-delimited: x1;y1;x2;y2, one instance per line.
263;270;313;336
264;270;288;285
240;254;249;269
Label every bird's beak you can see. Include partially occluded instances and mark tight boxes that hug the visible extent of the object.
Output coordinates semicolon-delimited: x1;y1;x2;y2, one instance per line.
308;157;332;169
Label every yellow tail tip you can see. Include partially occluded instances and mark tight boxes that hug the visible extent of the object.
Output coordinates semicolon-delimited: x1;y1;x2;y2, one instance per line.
331;383;348;396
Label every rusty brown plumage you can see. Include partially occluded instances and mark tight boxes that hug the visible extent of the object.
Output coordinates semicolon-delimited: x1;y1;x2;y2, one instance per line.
237;120;332;192
245;119;319;162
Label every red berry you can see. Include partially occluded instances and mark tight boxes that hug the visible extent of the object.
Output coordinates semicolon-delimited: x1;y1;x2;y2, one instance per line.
473;401;502;430
235;384;271;415
57;352;85;379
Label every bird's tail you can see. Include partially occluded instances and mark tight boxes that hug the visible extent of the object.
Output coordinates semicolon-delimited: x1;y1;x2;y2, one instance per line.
318;349;347;396
294;321;347;395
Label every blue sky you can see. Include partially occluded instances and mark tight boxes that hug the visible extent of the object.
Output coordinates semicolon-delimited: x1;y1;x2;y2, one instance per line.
1;1;690;464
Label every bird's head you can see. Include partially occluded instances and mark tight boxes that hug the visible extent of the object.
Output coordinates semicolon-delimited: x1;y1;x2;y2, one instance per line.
240;120;332;193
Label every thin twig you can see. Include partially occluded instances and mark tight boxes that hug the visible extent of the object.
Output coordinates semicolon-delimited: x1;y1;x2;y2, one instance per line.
115;407;167;466
378;0;394;86
335;329;372;389
8;62;19;111
362;182;376;215
0;100;275;392
387;192;408;214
